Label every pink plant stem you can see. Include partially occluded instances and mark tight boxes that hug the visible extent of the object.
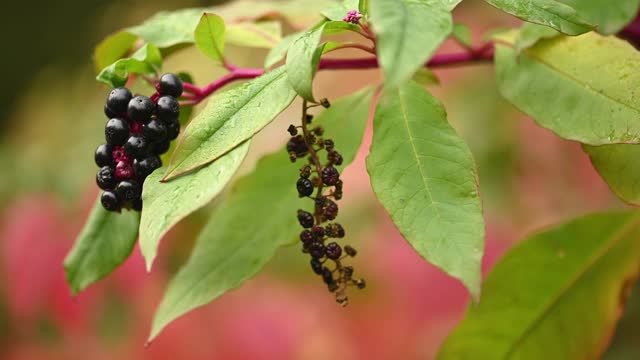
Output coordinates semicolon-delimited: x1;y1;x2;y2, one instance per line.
183;44;495;105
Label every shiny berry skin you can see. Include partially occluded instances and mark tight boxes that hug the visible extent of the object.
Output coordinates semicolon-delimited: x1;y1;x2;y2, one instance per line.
344;245;357;257
124;135;149;159
115;160;134;180
134;155;161;180
143;119;167;143
105;118;129;146
324;201;338;220
321;166;340;186
101;190;120;211
309;241;325;259
156;95;180;122
106;87;132;114
131;197;143;211
322;267;334;285
158;73;183;98
325;242;342;260
165;117;180;140
104;104;118;118
96;166;117;190
154;140;171;155
116;180;141;202
300;230;314;243
95;144;114;167
297;210;314;228
296;178;314;197
127;95;154;122
310;259;323;275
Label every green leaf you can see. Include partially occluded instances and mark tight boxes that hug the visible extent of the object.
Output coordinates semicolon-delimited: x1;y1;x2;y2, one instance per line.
285;22;327;102
495;33;640;145
264;31;304;69
412;68;440;86
64;198;140;294
443;0;464;10
149;87;374;341
163;67;296;180
583;144;640;205
139;142;250;271
514;23;560;53
366;81;485;300
484;0;594;35
127;8;206;48
322;0;360;21
557;0;640;35
94;31;137;72
96;44;162;88
226;20;282;49
359;0;370;14
438;211;640;360
452;23;472;47
370;0;453;89
194;13;226;63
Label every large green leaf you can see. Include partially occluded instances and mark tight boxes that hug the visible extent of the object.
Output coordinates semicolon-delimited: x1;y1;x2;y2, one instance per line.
484;0;594;35
96;44;162;88
139;142;250;271
366;81;485;300
370;0;453;89
583;144;640;205
127;8;206;48
163;67;296;180
226;21;282;49
149;88;374;341
495;32;640;146
557;0;640;35
193;13;226;63
514;23;560;53
64;199;140;294
264;31;304;69
94;31;137;72
438;211;640;360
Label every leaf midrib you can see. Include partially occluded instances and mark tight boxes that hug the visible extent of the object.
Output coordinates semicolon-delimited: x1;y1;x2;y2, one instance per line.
502;212;640;358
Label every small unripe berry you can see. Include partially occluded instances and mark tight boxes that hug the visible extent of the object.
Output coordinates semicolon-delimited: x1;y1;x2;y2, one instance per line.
116;180;141;202
106;87;132;115
325;242;342;260
95;144;114;167
124;135;149;159
287;124;298;136
355;279;366;289
156;95;180;122
344;245;357;257
296;178;314;197
344;266;354;277
101;190;120;211
297;210;314;228
105;118;129;146
158;73;184;98
321;166;340;186
127;95;154;122
96;166;117;190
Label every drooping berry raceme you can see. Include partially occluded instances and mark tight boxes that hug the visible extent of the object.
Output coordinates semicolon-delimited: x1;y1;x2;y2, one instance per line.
94;73;184;212
287;99;365;306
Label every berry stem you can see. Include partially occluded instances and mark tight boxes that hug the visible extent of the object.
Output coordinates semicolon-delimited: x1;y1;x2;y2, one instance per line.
300;99;325;225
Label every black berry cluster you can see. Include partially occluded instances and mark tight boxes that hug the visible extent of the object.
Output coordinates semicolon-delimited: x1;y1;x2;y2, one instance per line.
288;101;365;306
95;73;183;212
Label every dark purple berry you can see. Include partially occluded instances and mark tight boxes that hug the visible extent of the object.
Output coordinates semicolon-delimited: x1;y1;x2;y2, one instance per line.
309;241;325;259
154;140;171;155
101;190;120;211
106;87;132;114
124;135;149;159
312;226;325;238
105;118;129;146
165;117;180;141
324;201;338;220
321;166;340;186
310;259;323;275
127;95;154;122
95;144;114;167
344;245;357;257
325;242;342;260
322;267;334;285
297;178;314;197
131;197;143;211
287;124;298;136
297;210;314;228
328;150;343;166
116;180;141;202
134;155;162;180
158;73;183;98
300;230;314;243
96;166;117;190
143;119;167;143
156;95;180;122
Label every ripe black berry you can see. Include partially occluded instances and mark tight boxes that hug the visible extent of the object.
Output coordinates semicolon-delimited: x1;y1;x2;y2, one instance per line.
143;119;167;143
325;242;342;260
158;73;183;98
344;245;357;257
106;87;132;115
105;118;129;146
297;210;314;228
310;259;323;275
95;144;114;167
101;190;120;212
309;241;326;259
124;135;149;158
300;230;314;243
96;166;117;190
116;180;141;202
104;104;118;118
297;178;314;197
154;140;171;155
131;197;143;211
322;267;334;285
321;166;340;186
134;155;162;180
312;226;325;238
165;117;181;141
156;96;180;122
127;95;154;122
324;201;338;220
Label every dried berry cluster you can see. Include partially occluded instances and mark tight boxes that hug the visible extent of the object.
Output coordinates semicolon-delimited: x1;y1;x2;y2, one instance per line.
95;73;183;212
287;101;365;306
